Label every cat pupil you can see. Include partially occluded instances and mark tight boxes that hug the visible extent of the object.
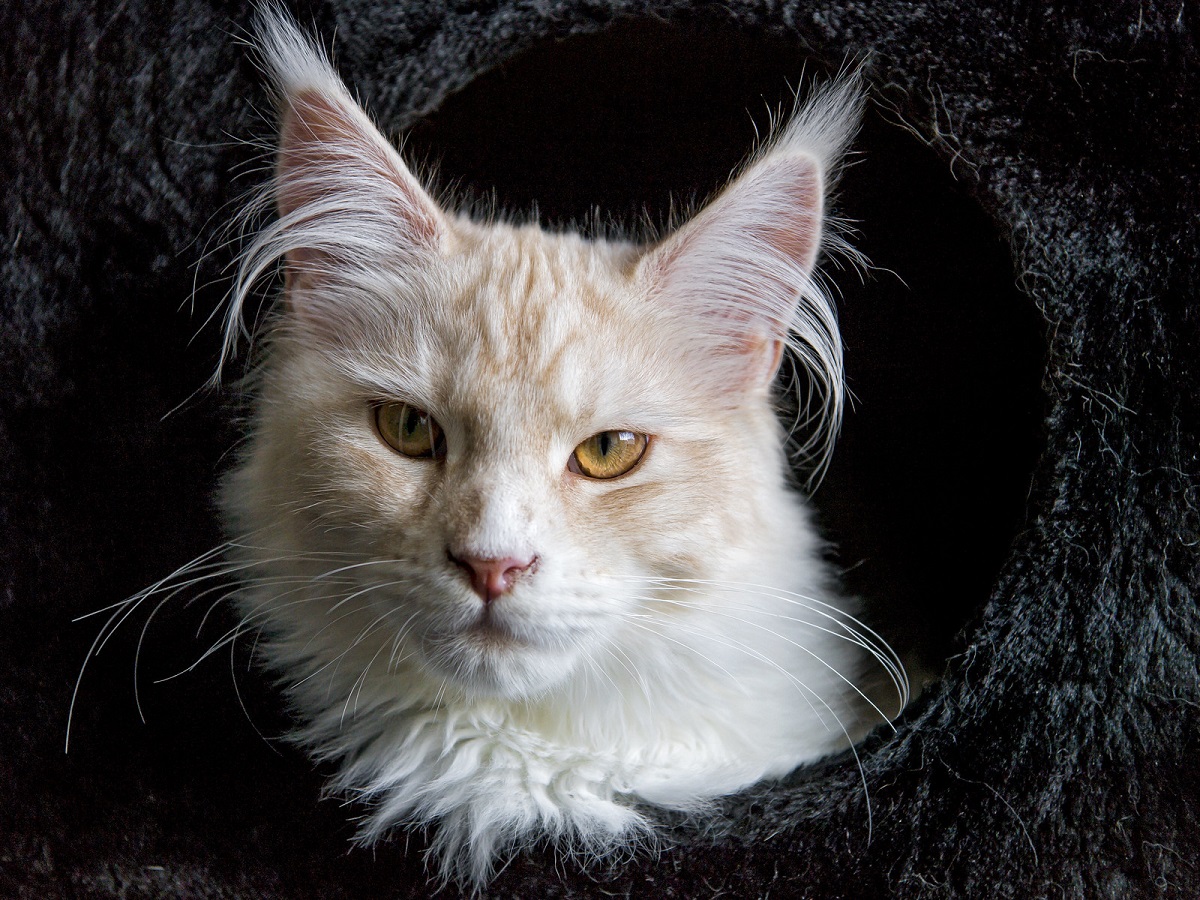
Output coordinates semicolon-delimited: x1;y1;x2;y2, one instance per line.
404;409;423;436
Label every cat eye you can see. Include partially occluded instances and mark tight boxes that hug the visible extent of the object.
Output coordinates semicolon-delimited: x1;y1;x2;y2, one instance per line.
375;402;445;459
570;430;649;479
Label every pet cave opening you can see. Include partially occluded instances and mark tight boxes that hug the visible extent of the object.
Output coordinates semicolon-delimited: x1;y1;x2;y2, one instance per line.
401;17;1046;684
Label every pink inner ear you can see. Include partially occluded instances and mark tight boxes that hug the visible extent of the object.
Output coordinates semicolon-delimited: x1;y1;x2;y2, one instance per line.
754;163;822;273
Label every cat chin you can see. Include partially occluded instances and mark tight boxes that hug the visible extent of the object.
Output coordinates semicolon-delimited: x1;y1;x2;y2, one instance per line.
417;629;583;700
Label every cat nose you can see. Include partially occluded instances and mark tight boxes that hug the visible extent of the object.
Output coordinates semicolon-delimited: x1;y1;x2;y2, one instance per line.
448;551;538;603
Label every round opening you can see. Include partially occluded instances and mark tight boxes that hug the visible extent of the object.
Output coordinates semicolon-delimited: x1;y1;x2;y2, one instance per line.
402;17;1046;683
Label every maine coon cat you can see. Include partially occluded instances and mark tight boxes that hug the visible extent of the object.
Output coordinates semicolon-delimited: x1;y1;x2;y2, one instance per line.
83;8;906;888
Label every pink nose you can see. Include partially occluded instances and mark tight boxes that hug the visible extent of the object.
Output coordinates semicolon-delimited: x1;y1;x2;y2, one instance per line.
449;552;537;603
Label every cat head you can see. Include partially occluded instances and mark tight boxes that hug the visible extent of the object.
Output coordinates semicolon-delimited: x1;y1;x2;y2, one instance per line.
222;11;862;703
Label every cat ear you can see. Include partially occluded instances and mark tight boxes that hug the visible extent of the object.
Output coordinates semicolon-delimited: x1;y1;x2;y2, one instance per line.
218;8;448;362
647;154;824;387
256;10;446;272
642;77;862;396
275;88;444;263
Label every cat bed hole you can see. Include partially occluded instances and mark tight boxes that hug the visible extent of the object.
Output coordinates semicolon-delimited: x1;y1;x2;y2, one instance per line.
402;17;1046;681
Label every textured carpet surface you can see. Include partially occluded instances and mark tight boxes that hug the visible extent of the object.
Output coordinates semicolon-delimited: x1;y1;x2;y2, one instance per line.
2;1;1197;897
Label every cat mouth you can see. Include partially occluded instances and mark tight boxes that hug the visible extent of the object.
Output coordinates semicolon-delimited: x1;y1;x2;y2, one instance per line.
464;612;523;647
420;614;582;699
466;606;590;652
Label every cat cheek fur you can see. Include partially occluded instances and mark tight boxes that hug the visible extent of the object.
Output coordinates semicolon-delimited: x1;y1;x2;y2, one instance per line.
214;7;902;888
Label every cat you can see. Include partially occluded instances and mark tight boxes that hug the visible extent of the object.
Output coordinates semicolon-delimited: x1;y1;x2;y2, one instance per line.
92;8;906;889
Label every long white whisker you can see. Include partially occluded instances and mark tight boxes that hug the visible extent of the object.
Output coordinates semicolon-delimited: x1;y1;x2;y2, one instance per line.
615;575;909;710
67;517;411;753
342;619;401;723
619;612;827;722
154;583;355;684
617;607;875;839
67;546;237;750
325;577;418;617
624;574;894;645
597;641;656;716
288;580;421;693
386;613;422;672
226;615;285;751
192;574;357;637
635;583;908;715
627;593;898;731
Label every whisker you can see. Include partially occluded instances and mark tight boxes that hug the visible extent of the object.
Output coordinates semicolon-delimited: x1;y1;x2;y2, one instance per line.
154;583;354;684
619;612;828;724
67;538;242;751
386;613;422;673
226;615;285;752
628;592;898;731
325;576;418;617
342;618;402;723
615;607;876;839
596;641;656;716
192;574;357;637
287;582;422;694
66;523;401;752
634;586;908;717
614;575;909;710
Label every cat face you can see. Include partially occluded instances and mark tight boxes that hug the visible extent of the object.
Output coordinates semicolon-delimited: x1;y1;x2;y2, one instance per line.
224;14;857;709
240;222;789;701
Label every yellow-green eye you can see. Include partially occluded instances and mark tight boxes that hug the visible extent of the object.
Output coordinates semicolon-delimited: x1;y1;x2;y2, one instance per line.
570;430;649;479
375;402;445;458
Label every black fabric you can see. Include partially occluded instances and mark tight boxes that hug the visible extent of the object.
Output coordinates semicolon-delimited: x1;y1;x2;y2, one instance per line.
2;1;1196;897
